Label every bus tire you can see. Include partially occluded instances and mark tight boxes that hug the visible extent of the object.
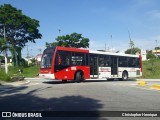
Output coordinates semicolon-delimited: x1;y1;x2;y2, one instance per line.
75;71;83;83
62;80;67;83
107;78;114;81
120;71;128;81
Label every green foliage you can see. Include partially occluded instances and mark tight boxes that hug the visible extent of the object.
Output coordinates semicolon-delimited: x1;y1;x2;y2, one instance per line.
0;36;9;53
46;42;58;48
0;4;42;66
21;66;40;77
146;52;156;59
155;47;160;50
125;47;141;54
20;58;28;67
46;32;90;48
142;59;160;78
0;70;11;81
6;65;40;78
47;32;90;48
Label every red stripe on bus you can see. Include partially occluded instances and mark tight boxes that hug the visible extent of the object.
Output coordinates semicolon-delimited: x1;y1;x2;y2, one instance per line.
56;46;89;53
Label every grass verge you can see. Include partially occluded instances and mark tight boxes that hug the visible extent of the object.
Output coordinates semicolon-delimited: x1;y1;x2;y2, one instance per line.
0;65;40;82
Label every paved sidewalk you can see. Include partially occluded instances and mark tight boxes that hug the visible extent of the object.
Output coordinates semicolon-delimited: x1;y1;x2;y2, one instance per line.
0;80;30;86
0;80;30;93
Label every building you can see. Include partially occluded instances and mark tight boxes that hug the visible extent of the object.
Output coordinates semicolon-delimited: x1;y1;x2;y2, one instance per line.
141;49;147;61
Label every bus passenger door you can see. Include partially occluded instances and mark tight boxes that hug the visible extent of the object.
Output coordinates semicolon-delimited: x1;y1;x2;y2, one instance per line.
90;55;98;78
111;57;118;76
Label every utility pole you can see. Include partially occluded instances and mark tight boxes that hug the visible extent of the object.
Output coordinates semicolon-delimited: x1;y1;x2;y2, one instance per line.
30;49;32;58
4;25;8;74
128;30;134;54
111;35;113;52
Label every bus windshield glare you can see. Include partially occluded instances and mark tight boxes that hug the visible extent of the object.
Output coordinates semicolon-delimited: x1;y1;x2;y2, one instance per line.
40;47;55;69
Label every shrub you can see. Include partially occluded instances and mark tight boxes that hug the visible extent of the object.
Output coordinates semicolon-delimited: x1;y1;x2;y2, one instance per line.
20;58;28;67
147;52;156;59
0;70;11;82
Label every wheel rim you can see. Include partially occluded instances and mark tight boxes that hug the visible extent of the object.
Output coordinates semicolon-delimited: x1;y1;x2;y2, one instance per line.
123;72;128;80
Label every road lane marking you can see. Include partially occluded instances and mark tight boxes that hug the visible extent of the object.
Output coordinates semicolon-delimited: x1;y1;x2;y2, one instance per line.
150;84;160;90
131;85;160;92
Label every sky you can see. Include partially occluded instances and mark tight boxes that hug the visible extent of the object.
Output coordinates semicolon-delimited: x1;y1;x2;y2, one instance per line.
1;0;160;57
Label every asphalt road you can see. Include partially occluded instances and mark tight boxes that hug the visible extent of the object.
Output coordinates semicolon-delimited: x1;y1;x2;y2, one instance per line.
0;79;160;119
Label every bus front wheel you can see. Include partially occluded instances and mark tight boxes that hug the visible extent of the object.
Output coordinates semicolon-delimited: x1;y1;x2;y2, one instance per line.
75;71;84;83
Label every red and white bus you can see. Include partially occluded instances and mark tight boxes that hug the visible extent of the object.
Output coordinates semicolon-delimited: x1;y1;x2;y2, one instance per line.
39;46;142;82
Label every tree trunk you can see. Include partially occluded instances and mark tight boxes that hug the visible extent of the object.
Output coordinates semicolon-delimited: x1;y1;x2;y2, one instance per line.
14;48;18;66
0;60;1;69
11;44;18;66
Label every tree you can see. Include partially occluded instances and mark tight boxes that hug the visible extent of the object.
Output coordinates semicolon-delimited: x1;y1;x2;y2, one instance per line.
0;36;8;53
147;52;156;59
45;42;58;48
0;4;42;66
155;47;160;50
0;36;9;73
125;47;140;55
55;32;89;48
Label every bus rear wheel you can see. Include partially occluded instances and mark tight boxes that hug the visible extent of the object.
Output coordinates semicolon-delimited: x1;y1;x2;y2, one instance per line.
75;71;84;83
120;71;128;81
62;80;67;83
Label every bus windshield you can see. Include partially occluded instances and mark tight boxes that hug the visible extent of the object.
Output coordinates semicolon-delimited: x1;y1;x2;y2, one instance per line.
40;47;55;69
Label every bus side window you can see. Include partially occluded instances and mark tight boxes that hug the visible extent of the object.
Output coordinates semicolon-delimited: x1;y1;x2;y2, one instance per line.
105;56;110;67
119;57;128;67
57;54;62;64
56;51;71;66
55;52;61;65
71;52;85;66
99;55;105;67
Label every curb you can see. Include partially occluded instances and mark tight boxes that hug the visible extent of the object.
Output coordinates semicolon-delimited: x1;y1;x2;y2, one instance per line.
11;80;31;86
0;80;30;87
136;80;147;86
17;80;30;86
136;79;160;90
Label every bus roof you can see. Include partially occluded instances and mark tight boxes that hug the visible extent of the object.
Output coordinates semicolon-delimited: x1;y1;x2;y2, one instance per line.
56;46;89;53
89;50;140;57
54;46;140;58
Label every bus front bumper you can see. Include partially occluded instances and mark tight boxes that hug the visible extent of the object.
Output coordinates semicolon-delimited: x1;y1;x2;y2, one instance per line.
39;74;55;79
